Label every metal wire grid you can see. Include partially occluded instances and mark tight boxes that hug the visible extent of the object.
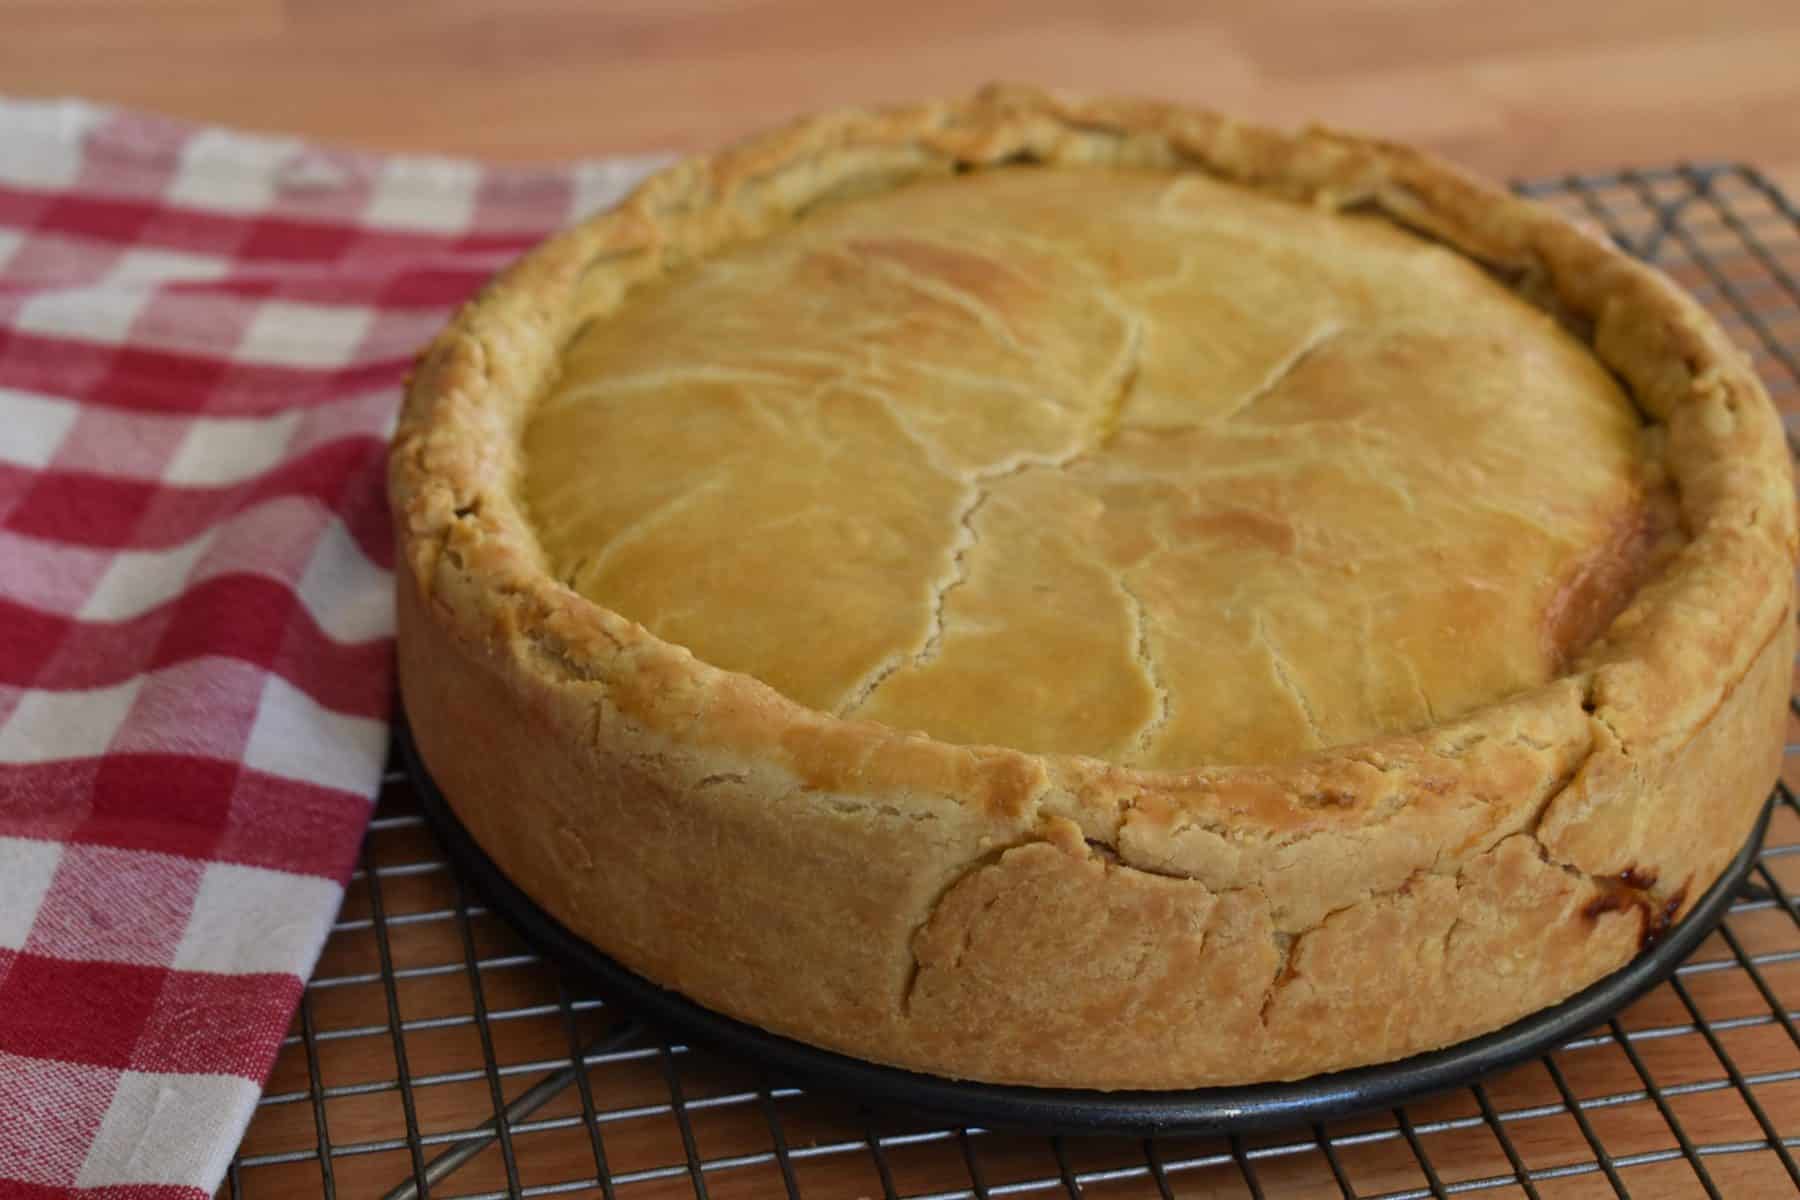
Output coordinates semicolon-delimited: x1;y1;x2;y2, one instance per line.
227;164;1800;1200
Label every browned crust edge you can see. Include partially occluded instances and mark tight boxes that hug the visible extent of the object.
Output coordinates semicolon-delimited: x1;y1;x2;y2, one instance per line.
390;85;1797;1087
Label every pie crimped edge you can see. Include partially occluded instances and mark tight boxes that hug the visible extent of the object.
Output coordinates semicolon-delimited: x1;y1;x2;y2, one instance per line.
391;86;1796;1089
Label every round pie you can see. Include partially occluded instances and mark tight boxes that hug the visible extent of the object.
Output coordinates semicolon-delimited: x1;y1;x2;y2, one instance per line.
391;87;1796;1089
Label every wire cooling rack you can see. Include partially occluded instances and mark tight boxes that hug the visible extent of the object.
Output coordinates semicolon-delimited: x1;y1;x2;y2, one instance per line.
227;164;1800;1200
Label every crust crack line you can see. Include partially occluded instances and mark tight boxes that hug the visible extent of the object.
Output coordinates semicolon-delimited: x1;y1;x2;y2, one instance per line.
1254;613;1327;748
842;310;1145;718
837;479;990;718
1220;320;1342;423
896;839;1031;1017
1119;571;1172;763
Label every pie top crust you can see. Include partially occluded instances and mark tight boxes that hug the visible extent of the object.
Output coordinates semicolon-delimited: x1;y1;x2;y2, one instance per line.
393;87;1796;1087
526;165;1668;768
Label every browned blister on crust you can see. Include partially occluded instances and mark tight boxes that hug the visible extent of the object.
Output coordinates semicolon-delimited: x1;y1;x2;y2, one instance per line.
392;85;1796;1088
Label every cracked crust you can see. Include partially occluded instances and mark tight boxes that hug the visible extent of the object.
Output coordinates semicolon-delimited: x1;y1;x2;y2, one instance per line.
529;162;1657;766
392;86;1796;1088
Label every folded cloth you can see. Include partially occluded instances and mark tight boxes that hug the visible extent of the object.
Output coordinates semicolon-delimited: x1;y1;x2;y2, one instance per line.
0;98;656;1197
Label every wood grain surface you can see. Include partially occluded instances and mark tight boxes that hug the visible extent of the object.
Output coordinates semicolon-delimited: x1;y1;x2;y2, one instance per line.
2;0;1798;193
9;4;1798;1198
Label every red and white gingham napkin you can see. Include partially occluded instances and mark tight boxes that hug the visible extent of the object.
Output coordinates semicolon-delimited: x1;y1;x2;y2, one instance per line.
0;98;658;1196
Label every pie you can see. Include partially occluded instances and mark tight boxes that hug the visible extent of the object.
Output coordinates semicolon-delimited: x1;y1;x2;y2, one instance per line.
391;87;1796;1089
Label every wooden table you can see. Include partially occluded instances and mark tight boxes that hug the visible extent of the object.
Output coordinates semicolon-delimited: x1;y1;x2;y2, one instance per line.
7;4;1798;1198
3;0;1798;193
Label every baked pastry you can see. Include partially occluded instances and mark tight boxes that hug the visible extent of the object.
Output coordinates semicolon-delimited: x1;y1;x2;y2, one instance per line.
392;87;1795;1088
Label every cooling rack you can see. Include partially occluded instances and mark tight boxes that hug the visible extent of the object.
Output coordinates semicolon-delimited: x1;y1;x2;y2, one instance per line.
226;163;1800;1200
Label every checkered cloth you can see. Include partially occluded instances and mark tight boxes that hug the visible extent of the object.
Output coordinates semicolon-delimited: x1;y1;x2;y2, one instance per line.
0;98;658;1197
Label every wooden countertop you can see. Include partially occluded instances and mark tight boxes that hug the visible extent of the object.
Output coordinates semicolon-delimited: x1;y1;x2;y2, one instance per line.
3;0;1798;194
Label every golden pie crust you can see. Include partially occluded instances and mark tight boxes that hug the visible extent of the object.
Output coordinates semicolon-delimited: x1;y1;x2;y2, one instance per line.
391;87;1796;1089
